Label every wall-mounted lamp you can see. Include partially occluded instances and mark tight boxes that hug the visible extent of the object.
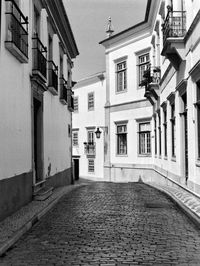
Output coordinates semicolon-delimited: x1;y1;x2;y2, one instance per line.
95;126;108;139
95;127;102;139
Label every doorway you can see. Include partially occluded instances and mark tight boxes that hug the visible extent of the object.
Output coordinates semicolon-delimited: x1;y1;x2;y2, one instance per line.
33;97;43;183
73;159;79;181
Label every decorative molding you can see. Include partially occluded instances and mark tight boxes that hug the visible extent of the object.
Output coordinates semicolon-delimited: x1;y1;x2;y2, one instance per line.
114;55;128;64
161;101;167;110
114;120;128;125
189;59;200;83
176;79;187;96
167;92;175;104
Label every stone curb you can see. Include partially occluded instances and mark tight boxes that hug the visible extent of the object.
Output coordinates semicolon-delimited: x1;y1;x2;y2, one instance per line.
147;183;200;229
0;183;85;257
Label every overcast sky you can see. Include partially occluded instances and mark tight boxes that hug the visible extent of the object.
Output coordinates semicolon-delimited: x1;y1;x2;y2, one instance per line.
64;0;147;81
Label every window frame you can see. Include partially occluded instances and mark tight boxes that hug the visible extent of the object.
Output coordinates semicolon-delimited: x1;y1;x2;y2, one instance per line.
196;82;200;160
154;115;157;156
171;102;176;158
88;159;95;173
116;60;127;93
73;96;79;112
138;121;151;156
88;92;94;111
115;121;128;156
72;130;79;146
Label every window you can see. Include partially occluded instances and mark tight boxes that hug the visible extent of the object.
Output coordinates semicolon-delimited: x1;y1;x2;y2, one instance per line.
33;7;40;36
88;159;94;173
116;61;127;92
88;92;94;111
163;107;167;157
139;122;151;155
154;115;157;155
116;124;127;155
72;131;78;146
158;112;161;156
68;124;71;137
196;82;200;159
171;103;176;157
88;130;94;144
138;53;150;85
74;96;78;112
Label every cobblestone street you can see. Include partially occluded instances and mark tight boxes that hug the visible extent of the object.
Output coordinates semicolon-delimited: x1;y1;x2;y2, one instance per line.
1;182;200;265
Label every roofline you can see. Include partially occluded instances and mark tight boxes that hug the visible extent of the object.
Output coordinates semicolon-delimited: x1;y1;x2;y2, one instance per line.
99;0;151;45
44;0;79;59
73;71;106;89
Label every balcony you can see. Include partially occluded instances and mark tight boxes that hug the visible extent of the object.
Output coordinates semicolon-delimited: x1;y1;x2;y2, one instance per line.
48;61;58;95
141;66;161;105
32;34;47;83
5;0;28;63
84;142;96;157
161;7;186;70
67;81;74;111
60;76;68;105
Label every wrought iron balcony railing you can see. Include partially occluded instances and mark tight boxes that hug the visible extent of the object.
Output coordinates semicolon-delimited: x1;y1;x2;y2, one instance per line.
140;66;161;88
32;34;47;79
66;81;74;111
84;142;96;156
5;0;28;59
60;75;68;104
48;60;58;92
162;8;186;46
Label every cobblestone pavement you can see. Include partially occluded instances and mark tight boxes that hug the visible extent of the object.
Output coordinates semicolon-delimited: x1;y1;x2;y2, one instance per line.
1;182;200;266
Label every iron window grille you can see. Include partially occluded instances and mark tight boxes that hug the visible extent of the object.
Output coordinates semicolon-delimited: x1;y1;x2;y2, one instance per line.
60;75;67;103
32;33;47;79
162;8;186;46
48;60;58;91
5;0;28;58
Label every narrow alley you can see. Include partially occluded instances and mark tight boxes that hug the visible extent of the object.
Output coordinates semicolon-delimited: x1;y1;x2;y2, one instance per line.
1;182;200;266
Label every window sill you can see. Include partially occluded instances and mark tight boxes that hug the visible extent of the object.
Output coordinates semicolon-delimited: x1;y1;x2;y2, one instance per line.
138;154;152;157
116;154;128;157
196;159;200;167
171;156;176;162
115;89;127;95
5;41;28;64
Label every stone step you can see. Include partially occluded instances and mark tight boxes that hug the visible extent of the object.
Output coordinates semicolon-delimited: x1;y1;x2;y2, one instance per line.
34;186;53;201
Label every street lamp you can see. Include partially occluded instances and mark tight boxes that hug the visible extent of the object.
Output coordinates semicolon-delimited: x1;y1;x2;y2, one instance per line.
95;127;102;139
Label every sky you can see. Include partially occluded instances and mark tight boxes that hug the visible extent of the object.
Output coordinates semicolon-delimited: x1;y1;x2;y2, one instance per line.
64;0;147;81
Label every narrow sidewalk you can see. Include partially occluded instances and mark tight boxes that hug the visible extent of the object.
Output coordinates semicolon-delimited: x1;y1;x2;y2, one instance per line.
0;182;86;257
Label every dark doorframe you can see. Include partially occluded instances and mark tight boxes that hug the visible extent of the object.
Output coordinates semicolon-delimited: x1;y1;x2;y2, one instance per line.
73;159;79;181
33;97;43;183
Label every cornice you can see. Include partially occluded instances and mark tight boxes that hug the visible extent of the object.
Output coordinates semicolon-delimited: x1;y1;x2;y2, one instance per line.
44;0;79;59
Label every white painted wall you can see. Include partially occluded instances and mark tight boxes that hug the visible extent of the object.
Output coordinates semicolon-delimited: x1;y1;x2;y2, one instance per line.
0;0;32;179
72;74;106;179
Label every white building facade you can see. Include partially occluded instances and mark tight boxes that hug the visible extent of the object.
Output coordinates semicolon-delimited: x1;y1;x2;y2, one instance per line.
0;0;78;221
74;0;200;200
72;72;106;181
